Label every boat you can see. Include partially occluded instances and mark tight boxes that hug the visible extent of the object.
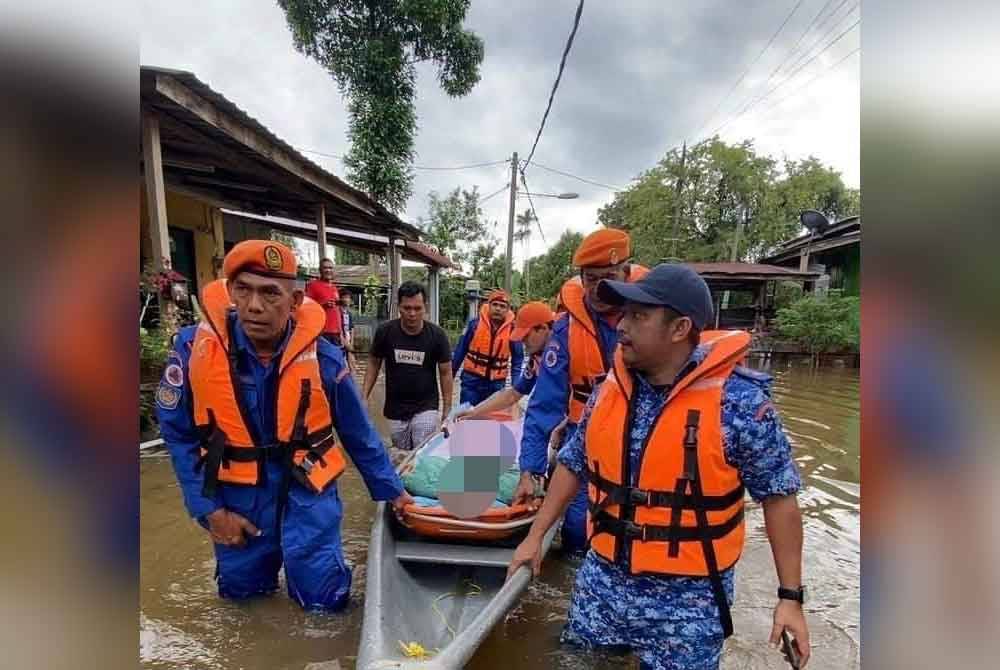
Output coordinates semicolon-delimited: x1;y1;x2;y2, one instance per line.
356;417;557;670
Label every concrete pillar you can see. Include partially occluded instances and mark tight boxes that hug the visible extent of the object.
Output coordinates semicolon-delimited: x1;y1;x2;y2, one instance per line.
210;207;225;278
428;266;441;324
142;111;178;332
316;204;328;263
799;249;810;272
387;238;402;316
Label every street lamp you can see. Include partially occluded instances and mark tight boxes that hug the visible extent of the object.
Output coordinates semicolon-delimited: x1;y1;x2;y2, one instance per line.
504;151;580;293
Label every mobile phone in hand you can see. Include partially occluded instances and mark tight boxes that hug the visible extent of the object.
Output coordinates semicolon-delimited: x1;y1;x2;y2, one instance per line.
781;629;801;669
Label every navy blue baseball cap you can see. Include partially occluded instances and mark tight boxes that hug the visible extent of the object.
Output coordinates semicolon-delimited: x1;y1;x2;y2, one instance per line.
597;263;714;330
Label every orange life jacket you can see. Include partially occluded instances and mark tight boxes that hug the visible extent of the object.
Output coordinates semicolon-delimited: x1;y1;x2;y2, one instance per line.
560;264;649;423
462;305;515;381
188;279;346;498
585;329;751;637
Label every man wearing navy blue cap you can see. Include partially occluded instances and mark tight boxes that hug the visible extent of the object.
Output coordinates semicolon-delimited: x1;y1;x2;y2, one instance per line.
509;263;810;669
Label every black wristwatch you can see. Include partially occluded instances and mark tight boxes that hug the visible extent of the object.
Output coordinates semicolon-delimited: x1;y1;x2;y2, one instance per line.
777;586;807;604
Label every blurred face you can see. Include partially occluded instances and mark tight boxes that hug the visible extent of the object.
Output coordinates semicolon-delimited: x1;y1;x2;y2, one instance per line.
617;302;692;370
399;293;426;331
228;272;302;347
522;323;551;355
581;263;628;314
488;299;509;323
339;292;351;306
319;260;335;281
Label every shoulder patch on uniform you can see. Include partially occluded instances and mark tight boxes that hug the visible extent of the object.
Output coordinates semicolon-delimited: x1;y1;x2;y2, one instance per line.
163;363;184;387
544;347;559;369
155;383;180;410
733;365;772;383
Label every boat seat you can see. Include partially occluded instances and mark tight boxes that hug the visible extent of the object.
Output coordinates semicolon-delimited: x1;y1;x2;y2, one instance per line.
395;540;515;568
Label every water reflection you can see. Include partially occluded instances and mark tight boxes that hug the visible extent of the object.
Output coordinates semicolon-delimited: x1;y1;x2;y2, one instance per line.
140;360;859;669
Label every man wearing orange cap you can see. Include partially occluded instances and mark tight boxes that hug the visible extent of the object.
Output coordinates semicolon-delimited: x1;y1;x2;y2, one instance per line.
451;301;556;421
513;228;647;551
451;289;524;406
156;240;411;610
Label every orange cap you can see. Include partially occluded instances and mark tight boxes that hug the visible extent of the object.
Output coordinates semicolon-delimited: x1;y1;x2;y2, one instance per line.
487;289;510;304
572;228;631;268
222;240;298;280
510;301;556;341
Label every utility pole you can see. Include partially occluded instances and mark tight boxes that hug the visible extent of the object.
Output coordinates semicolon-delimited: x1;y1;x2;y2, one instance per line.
730;204;747;262
504;151;519;294
669;141;687;261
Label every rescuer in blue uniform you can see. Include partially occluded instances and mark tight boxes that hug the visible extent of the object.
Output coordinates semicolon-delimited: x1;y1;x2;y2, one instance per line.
157;240;411;610
452;289;524;405
513;229;643;551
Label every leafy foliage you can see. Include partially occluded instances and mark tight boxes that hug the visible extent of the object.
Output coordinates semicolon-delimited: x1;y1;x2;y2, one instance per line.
523;230;583;302
361;274;382;316
418;186;496;268
775;295;860;361
335;246;370;265
277;0;484;211
597;137;860;266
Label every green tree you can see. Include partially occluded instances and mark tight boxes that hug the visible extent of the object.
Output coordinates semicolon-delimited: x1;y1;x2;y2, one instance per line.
775;295;860;366
777;156;860;223
417;186;495;267
597;137;860;265
277;1;484;211
335;246;370;265
523;230;583;302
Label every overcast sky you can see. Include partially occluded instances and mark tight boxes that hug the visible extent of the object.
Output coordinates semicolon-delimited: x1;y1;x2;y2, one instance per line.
140;0;859;265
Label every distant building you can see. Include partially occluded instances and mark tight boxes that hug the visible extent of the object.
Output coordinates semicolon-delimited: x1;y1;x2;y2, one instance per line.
686;263;819;331
761;215;860;296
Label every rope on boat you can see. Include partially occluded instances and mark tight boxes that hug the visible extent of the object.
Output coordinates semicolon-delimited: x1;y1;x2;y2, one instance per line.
396;579;482;658
433;579;483;639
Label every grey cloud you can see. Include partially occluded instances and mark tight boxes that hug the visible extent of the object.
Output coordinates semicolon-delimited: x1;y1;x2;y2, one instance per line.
141;0;858;249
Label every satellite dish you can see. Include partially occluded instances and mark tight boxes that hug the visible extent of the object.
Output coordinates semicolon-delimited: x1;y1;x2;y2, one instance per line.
800;209;831;234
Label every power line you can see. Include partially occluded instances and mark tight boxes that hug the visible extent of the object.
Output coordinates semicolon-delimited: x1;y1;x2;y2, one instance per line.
518;170;547;245
774;1;859;83
709;16;860;136
529;160;622;191
479;183;510;204
690;0;808;141
754;46;859;116
523;0;586;169
301;148;508;171
742;0;842;117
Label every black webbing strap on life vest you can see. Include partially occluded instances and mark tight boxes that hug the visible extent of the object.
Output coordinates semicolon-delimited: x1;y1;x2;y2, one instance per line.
589;506;744;544
197;409;227;499
587;468;744;515
684;409;736;638
274;378;311;540
666;410;702;558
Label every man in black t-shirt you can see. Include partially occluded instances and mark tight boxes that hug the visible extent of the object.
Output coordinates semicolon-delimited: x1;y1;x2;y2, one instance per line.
363;281;453;452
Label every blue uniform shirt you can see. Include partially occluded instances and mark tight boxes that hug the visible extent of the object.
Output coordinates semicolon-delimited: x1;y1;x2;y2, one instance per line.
519;308;619;474
157;314;403;521
556;346;801;646
451;315;525;383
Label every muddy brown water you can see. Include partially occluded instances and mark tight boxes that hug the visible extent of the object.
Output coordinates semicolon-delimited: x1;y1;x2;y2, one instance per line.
140;359;859;669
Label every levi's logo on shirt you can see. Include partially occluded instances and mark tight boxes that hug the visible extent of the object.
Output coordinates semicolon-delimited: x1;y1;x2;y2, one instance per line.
394;349;425;365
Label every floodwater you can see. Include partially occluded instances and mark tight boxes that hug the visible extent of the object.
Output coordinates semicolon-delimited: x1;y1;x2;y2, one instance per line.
140;359;859;669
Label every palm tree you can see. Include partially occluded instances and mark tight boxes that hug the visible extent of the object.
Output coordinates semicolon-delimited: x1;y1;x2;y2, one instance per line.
514;209;535;297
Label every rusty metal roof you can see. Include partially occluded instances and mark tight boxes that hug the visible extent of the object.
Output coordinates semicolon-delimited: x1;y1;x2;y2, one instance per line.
686;262;819;280
141;65;422;240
